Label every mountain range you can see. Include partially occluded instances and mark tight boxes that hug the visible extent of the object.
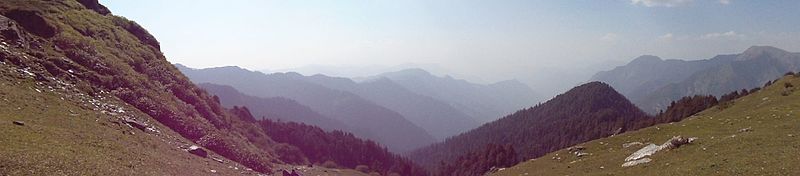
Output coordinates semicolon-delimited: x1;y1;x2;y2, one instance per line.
370;68;541;123
593;46;800;113
177;65;436;153
198;83;350;132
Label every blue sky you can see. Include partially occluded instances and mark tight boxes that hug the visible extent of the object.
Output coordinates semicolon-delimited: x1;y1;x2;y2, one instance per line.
101;0;800;95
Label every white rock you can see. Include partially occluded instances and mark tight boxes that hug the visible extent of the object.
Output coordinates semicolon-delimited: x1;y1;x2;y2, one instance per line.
622;158;652;167
625;144;662;162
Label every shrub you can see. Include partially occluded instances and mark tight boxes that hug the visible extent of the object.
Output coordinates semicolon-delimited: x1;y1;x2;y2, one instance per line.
717;101;734;110
321;161;338;168
785;82;794;88
355;165;370;173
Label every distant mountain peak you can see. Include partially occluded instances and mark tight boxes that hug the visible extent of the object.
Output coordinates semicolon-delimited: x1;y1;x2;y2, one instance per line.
566;81;617;96
394;68;433;77
629;55;663;65
738;45;791;61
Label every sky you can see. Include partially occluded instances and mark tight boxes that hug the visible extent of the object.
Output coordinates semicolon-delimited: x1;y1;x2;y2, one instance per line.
100;0;800;96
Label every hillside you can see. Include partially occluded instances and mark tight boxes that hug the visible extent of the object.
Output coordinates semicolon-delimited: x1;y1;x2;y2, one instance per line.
0;57;260;175
592;46;800;114
373;68;541;123
495;74;800;175
0;0;286;173
177;65;436;153
198;83;350;132
410;82;650;172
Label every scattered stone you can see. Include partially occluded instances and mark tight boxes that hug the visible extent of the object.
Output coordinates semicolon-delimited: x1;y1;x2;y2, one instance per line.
738;127;753;133
622;158;652;167
209;169;216;173
188;145;208;158
212;157;225;163
122;118;147;131
485;167;506;174
567;146;586;152
12;121;24;126
566;146;590;158
622;142;643;148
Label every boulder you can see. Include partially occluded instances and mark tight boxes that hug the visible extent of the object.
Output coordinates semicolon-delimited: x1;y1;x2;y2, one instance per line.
187;145;208;158
664;136;697;149
12;121;24;126
625;144;661;162
623;136;698;167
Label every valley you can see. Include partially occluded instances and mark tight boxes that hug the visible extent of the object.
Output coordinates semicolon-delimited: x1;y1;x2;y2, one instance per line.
1;0;798;176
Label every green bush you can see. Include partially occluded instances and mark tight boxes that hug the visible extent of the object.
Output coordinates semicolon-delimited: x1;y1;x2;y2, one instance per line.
355;165;370;173
321;160;338;168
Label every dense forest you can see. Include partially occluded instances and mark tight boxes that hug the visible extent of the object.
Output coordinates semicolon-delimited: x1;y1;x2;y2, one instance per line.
238;107;428;176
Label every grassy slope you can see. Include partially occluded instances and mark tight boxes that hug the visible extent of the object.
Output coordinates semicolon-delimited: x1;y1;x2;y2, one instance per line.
496;75;800;176
0;64;255;175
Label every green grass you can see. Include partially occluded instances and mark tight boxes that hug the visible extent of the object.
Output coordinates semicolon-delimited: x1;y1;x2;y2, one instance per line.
495;75;800;176
0;64;254;175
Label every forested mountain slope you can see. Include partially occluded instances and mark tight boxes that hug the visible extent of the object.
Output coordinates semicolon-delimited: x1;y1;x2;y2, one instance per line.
410;82;650;171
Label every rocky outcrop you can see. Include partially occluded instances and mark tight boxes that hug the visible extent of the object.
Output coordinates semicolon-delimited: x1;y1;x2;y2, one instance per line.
0;15;23;42
1;10;56;38
77;0;111;15
111;17;160;50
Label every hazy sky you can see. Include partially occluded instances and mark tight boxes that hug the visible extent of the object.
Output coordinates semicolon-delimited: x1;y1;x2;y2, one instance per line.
101;0;800;95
